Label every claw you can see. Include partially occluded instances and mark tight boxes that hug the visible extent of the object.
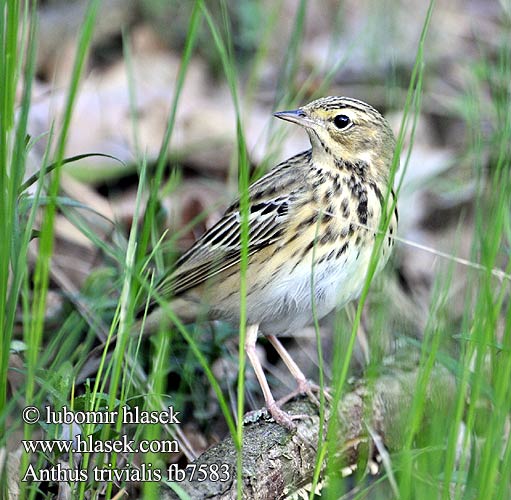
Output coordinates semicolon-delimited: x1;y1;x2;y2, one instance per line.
277;380;332;408
267;402;298;430
266;402;313;429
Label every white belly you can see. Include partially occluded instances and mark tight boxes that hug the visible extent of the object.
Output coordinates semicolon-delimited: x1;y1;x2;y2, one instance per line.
245;244;376;335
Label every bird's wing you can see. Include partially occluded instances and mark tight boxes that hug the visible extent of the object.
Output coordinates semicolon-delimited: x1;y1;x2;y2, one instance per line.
156;151;313;299
158;195;292;298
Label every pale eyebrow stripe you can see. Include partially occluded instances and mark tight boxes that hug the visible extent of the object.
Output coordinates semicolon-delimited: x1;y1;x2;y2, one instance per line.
310;96;385;124
321;98;381;117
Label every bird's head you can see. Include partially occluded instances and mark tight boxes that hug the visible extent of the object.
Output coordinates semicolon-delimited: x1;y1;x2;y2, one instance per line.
274;96;396;180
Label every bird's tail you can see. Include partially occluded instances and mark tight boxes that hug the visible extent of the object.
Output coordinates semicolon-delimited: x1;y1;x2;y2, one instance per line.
136;297;200;335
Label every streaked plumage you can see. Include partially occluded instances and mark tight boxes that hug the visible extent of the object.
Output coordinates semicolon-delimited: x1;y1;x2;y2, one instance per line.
157;96;398;428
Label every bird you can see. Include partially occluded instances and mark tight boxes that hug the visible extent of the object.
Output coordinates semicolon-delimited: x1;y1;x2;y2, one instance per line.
153;96;398;429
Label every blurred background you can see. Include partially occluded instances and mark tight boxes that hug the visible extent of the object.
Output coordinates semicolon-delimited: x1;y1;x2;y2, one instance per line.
28;0;506;305
26;0;508;385
6;0;511;497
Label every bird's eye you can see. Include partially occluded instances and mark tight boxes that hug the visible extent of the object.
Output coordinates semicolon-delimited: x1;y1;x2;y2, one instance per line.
333;114;352;130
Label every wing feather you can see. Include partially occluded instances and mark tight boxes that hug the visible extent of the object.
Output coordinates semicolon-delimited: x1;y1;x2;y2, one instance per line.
157;150;311;298
158;197;289;297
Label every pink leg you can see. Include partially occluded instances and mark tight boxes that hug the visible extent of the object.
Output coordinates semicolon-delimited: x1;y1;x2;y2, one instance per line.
245;325;297;429
266;335;331;406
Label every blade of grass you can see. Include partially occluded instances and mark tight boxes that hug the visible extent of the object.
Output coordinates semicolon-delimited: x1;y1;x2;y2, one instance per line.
308;213;328;499
324;1;435;496
0;8;37;499
19;153;126;194
200;2;250;495
21;1;100;498
135;0;202;272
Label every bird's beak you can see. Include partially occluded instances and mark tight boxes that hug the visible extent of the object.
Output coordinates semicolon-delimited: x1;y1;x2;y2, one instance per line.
274;109;315;128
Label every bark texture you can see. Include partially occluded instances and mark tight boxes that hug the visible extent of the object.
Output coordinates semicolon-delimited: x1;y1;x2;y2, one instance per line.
162;364;456;499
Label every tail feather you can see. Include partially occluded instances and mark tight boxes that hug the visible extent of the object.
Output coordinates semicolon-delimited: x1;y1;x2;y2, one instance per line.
136;298;201;335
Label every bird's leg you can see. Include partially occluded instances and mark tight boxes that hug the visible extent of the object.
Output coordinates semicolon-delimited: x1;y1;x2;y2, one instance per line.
266;335;331;407
245;324;299;430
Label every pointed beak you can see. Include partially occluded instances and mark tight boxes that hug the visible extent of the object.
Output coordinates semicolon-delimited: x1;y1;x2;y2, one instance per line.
273;109;314;127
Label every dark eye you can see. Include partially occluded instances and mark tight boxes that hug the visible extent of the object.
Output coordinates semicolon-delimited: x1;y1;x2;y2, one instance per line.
333;114;351;129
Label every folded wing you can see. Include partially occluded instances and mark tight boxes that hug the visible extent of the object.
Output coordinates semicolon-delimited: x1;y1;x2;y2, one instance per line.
158;196;291;297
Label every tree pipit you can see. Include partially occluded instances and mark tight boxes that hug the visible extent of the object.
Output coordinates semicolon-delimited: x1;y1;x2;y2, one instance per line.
156;96;398;429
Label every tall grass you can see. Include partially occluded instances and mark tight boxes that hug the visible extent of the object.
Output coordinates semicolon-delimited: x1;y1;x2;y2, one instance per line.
0;2;38;499
1;0;510;499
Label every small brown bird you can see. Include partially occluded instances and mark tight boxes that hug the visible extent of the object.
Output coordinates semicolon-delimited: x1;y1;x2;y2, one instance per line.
156;96;398;428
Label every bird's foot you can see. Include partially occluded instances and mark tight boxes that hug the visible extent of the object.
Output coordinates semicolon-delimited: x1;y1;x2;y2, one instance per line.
277;379;332;408
266;401;310;430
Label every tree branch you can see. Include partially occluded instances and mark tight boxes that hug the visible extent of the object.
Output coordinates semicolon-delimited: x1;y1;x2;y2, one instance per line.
162;363;456;499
